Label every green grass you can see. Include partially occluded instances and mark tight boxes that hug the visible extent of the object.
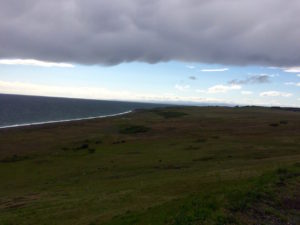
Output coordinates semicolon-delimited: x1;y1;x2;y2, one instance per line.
106;164;300;225
0;106;299;225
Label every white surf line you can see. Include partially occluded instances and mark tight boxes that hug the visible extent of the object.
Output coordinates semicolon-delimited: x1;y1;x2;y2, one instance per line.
0;110;133;129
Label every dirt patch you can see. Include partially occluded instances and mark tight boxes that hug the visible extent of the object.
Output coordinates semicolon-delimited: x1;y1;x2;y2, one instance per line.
193;156;215;162
0;194;40;210
185;145;200;151
154;164;190;170
0;154;30;163
119;125;151;134
282;197;300;210
112;140;126;144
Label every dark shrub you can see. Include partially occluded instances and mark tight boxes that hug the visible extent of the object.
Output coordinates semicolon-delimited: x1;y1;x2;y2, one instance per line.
193;156;214;162
95;140;102;144
153;110;188;119
120;125;150;134
195;138;207;143
113;140;126;144
279;120;288;125
76;143;89;150
211;136;220;139
88;148;96;154
0;154;29;163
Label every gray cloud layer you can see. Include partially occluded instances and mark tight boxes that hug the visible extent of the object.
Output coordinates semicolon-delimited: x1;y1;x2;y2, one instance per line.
1;0;300;66
229;75;271;85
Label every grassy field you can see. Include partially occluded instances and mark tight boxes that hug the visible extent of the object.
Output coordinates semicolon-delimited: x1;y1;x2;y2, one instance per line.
0;106;299;225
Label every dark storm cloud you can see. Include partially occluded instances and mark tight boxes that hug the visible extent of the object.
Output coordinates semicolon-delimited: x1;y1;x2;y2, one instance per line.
229;75;271;85
1;0;300;66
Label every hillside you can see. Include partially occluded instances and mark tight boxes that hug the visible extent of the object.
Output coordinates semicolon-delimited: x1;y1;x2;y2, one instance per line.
0;107;299;225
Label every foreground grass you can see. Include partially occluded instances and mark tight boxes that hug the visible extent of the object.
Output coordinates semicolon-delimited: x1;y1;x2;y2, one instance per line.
0;106;299;225
106;164;300;225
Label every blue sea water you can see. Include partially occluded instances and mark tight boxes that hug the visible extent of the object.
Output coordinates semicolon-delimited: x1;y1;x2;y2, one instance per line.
0;94;167;128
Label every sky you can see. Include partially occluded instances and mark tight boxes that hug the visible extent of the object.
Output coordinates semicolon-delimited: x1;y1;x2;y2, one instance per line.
0;0;299;107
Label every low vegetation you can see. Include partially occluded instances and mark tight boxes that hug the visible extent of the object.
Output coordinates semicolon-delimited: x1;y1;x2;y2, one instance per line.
151;110;188;119
0;106;299;225
119;125;151;134
169;165;300;225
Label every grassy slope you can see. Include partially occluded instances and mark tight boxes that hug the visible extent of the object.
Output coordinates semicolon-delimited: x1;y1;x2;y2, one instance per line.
0;106;299;225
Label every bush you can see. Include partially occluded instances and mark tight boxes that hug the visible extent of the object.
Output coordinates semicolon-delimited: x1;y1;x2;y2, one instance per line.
120;125;150;134
195;138;207;143
76;143;89;150
153;110;188;119
0;154;29;163
88;148;96;154
279;120;288;125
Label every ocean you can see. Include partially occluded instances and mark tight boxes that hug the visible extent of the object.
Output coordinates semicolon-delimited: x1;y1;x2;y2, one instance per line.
0;94;167;129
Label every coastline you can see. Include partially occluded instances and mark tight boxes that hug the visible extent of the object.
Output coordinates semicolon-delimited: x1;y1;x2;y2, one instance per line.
0;110;133;130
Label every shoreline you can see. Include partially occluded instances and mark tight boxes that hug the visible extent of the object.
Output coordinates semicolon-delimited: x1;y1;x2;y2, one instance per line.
0;110;133;130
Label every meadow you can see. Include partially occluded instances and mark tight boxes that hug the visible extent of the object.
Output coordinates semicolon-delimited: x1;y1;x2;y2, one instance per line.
0;106;299;225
